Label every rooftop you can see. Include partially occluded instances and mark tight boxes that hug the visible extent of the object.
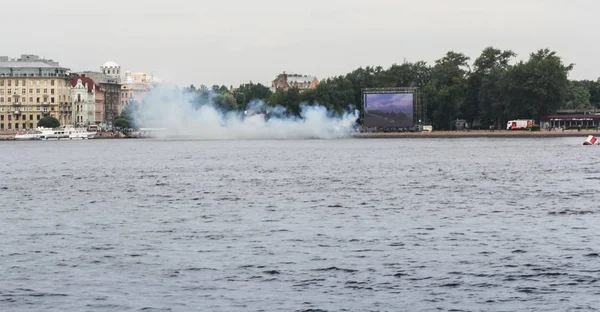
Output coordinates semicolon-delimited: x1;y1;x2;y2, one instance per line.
102;61;119;68
0;54;64;68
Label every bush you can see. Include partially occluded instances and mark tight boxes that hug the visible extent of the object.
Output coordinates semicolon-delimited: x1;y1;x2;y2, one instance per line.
528;125;541;131
38;116;60;128
113;118;131;129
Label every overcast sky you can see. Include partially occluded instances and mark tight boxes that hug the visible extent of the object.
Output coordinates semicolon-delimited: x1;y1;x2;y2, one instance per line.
1;0;597;87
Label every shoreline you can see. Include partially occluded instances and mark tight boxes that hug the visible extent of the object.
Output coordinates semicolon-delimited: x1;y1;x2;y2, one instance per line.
351;130;598;139
1;130;597;141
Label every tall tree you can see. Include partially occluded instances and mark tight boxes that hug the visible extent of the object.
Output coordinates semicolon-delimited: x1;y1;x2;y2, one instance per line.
505;49;573;120
427;51;470;130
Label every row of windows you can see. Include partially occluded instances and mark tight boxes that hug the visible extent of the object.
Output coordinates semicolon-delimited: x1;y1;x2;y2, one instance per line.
0;96;70;103
0;88;59;95
0;114;41;121
0;123;38;130
0;79;66;87
0;107;52;112
0;72;66;78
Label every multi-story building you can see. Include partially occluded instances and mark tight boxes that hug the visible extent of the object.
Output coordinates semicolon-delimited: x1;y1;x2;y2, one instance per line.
119;71;155;111
0;54;72;130
71;75;99;126
100;62;123;123
95;85;105;124
271;71;319;93
78;62;122;126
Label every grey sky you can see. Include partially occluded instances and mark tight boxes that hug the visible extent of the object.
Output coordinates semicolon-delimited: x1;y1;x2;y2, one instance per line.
1;0;598;87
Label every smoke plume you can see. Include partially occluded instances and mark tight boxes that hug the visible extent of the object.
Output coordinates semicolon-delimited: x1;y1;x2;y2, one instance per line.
130;85;359;140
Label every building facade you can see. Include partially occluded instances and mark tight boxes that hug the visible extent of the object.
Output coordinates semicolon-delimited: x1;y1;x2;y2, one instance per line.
0;54;72;130
119;71;154;111
71;75;99;126
271;72;319;92
78;64;122;127
95;87;105;124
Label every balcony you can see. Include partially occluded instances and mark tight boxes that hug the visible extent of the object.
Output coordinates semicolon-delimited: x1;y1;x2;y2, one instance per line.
12;102;20;106
13;110;21;115
42;102;49;106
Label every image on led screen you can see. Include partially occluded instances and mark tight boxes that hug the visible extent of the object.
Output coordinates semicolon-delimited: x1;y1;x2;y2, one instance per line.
364;93;413;127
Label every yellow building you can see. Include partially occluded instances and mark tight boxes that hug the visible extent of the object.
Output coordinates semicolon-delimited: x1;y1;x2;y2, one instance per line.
0;55;72;130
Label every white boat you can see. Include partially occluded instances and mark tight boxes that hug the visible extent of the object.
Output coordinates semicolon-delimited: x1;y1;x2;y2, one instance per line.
36;127;69;140
14;130;42;140
64;125;97;139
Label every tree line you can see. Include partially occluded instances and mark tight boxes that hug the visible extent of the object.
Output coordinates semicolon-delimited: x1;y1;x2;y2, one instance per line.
119;46;600;130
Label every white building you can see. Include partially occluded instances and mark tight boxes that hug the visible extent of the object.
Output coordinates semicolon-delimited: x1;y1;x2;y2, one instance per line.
101;61;122;82
71;76;99;126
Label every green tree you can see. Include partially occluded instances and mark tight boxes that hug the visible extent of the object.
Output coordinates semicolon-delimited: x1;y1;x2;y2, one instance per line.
565;84;591;109
470;47;516;127
38;116;60;128
427;51;470;130
113;118;130;129
505;49;573;121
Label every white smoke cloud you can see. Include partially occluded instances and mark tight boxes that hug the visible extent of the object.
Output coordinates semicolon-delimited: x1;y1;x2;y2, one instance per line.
130;85;359;140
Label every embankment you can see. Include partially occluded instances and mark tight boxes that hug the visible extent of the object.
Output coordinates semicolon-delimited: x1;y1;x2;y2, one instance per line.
352;130;598;138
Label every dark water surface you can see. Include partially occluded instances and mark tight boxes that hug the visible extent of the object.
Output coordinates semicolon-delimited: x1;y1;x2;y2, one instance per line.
1;138;600;311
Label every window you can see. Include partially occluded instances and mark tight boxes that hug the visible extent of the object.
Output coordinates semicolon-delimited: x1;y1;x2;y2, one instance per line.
37;115;40;120
77;94;81;102
0;80;3;86
0;97;3;103
51;97;55;103
29;81;33;86
44;89;47;94
0;115;3;121
8;115;11;121
51;80;55;86
15;123;18;129
29;97;33;103
44;81;47;86
22;80;26;86
36;89;40;94
0;89;2;95
22;123;25;129
36;97;40;103
0;123;3;129
7;89;11;95
22;89;26;95
29;115;33;120
15;80;19;87
29;123;33;128
51;89;55;95
7;80;11;86
29;89;33;94
7;97;10;103
36;81;40;86
7;123;11;129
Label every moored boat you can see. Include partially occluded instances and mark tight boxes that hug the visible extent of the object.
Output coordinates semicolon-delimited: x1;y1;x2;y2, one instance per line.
36;127;69;140
64;125;97;139
14;130;42;140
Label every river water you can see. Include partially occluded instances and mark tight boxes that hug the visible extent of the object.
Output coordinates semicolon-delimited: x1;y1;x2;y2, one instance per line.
1;137;599;311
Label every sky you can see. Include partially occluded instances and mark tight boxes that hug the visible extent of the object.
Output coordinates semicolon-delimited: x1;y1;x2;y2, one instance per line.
365;94;413;113
1;0;598;87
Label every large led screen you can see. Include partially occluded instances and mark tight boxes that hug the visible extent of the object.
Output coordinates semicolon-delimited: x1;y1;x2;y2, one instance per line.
364;93;414;127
